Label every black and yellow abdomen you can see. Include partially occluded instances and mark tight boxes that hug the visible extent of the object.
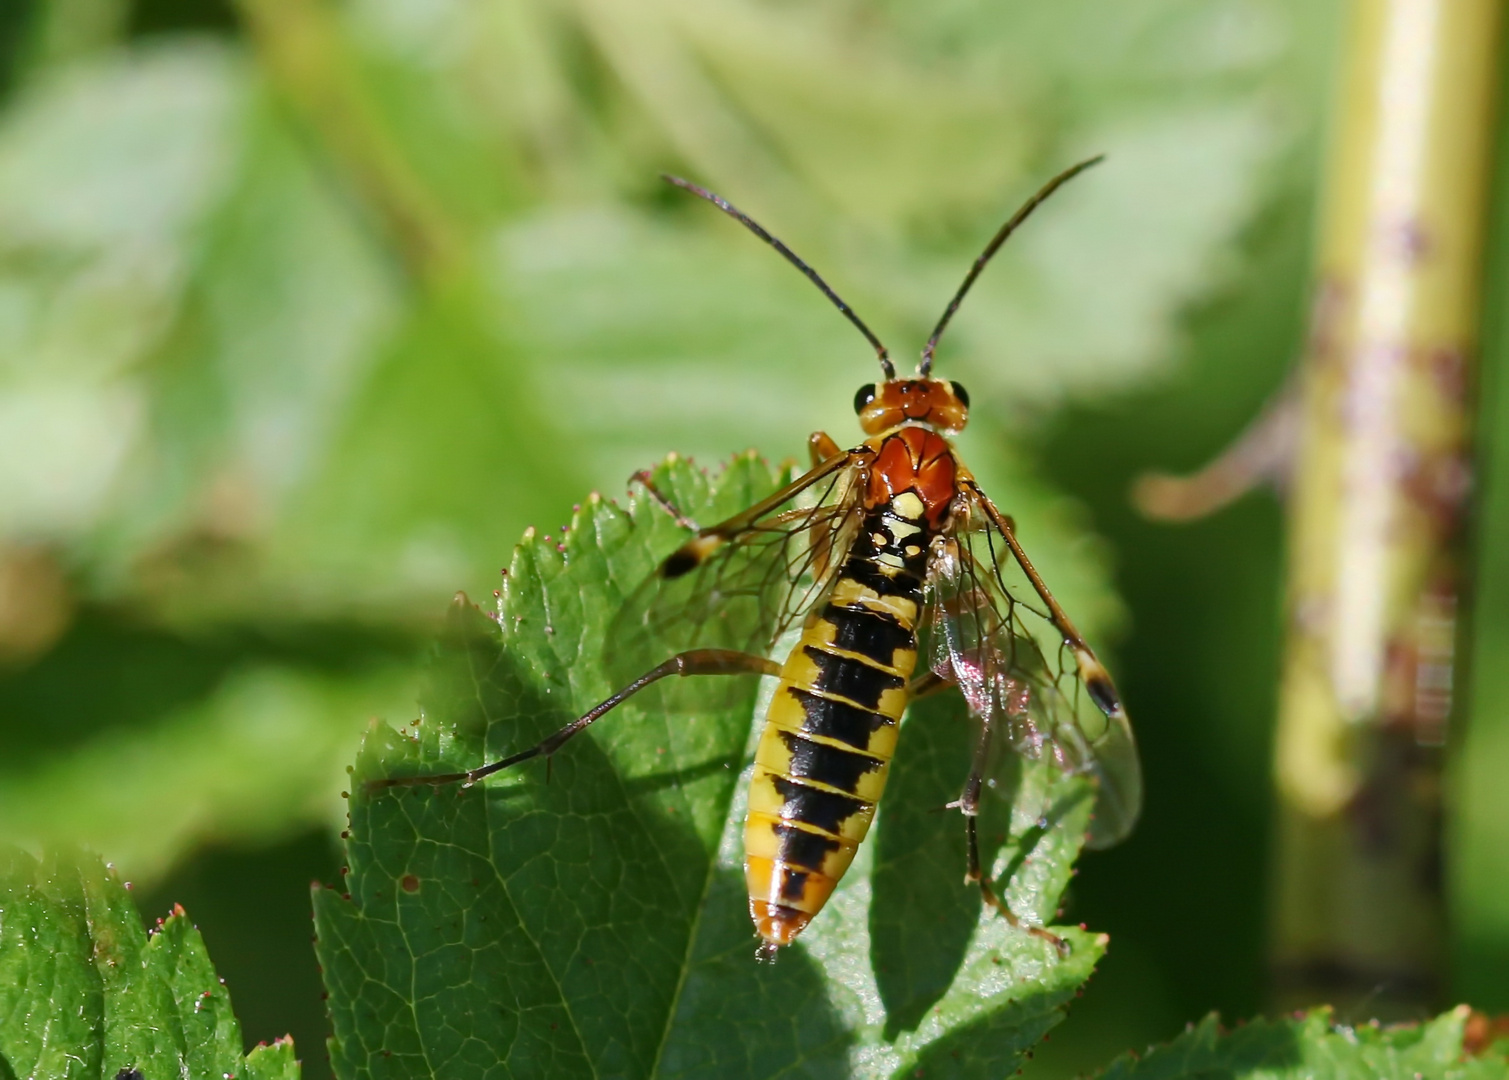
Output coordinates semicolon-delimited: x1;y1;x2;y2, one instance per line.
745;489;933;946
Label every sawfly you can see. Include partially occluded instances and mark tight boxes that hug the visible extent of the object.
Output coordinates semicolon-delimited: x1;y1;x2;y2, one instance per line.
377;158;1141;957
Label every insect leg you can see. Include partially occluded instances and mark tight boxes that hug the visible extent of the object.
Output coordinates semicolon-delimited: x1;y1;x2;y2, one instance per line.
371;649;780;792
959;709;1068;954
808;431;842;467
661;447;870;579
906;670;950;699
630;469;701;531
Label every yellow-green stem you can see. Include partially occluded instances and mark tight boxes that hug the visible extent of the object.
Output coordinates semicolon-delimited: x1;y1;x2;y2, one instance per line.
1270;0;1500;1015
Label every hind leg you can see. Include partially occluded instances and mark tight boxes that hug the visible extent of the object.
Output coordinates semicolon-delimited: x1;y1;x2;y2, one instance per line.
372;649;781;791
959;712;1068;955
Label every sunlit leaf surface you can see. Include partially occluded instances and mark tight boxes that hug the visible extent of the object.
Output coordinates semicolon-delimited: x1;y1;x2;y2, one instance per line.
317;455;1107;1079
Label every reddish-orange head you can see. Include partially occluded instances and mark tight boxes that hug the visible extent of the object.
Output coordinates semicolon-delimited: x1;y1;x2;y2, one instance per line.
854;377;970;435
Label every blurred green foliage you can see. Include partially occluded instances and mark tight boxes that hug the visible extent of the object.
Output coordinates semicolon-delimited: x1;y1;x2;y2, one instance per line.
6;0;1507;1074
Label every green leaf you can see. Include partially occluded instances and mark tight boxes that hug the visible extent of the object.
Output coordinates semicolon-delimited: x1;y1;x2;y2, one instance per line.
318;453;1108;1079
0;846;301;1080
1093;1006;1509;1080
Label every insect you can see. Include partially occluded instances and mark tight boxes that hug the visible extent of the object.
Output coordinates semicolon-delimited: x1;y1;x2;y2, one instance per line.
376;157;1141;957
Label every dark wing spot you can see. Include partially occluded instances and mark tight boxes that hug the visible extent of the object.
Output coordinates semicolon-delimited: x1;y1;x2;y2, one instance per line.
115;1071;144;1080
1085;673;1120;715
661;548;698;579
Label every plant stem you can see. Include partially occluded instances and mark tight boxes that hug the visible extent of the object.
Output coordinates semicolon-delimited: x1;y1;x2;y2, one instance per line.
1268;0;1501;1017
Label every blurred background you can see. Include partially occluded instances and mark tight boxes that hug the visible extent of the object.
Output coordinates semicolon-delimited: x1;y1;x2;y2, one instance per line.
2;0;1506;1076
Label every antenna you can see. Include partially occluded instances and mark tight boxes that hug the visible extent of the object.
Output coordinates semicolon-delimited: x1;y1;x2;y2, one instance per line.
919;155;1104;375
664;174;895;380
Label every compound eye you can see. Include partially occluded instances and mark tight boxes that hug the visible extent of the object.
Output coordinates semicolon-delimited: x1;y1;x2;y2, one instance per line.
853;384;877;413
949;380;971;408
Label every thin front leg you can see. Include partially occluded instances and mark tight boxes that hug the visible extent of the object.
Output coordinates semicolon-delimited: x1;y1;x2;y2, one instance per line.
371;649;781;791
959;714;1068;955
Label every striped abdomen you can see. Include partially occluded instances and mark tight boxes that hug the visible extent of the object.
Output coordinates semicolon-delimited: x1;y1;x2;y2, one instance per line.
745;490;933;947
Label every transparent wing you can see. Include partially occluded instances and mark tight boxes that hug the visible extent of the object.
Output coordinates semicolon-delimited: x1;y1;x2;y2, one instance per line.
607;453;866;683
921;487;1142;848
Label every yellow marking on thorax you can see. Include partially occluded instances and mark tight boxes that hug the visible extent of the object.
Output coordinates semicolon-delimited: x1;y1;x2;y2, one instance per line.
891;491;925;520
885;517;922;541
